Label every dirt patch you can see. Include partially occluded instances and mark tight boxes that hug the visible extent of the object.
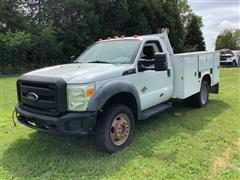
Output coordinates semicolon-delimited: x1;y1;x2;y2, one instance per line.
209;148;231;178
232;138;240;147
208;138;240;178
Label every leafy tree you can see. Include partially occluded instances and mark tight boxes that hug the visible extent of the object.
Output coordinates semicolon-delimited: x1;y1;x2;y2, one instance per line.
184;15;205;51
115;0;130;33
163;1;185;53
0;0;206;73
95;0;129;36
126;0;151;35
233;29;240;49
215;29;240;50
32;27;63;66
25;0;100;55
0;0;29;32
177;0;193;25
143;0;185;52
0;30;31;71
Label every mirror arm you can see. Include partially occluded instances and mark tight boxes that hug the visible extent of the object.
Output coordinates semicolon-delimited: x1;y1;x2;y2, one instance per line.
138;63;155;72
143;66;155;70
70;55;77;63
139;59;155;66
138;59;157;72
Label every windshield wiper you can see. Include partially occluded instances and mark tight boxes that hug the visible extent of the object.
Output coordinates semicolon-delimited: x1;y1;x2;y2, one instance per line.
88;60;110;64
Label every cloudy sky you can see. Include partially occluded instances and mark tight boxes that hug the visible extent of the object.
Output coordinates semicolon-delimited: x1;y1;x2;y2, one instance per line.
188;0;240;50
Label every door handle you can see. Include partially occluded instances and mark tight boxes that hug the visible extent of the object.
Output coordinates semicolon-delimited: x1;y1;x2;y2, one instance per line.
167;68;171;77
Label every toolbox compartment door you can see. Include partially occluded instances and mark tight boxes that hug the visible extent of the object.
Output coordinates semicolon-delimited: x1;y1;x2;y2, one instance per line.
183;55;199;98
198;54;214;71
213;53;220;84
172;54;200;99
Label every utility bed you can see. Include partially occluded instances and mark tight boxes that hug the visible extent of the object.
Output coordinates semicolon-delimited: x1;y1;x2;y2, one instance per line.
172;51;220;99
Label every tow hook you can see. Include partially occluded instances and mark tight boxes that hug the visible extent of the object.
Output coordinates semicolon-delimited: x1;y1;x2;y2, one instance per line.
12;109;17;127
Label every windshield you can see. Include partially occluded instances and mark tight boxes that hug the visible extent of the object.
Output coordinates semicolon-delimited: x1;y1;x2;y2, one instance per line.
220;49;233;56
76;40;140;64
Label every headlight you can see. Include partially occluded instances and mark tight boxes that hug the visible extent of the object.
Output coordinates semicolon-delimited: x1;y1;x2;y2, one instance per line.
67;83;95;111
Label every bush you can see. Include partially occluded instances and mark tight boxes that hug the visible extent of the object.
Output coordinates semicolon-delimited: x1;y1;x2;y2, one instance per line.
0;30;31;73
31;27;65;67
0;28;66;74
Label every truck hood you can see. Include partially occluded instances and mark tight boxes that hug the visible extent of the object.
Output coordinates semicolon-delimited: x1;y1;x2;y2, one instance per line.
24;63;132;83
221;54;233;57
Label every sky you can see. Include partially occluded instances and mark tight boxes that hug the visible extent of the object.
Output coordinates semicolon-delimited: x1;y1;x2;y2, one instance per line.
188;0;240;50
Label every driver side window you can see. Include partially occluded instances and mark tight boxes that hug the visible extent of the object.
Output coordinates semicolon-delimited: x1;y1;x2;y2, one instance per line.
140;41;163;60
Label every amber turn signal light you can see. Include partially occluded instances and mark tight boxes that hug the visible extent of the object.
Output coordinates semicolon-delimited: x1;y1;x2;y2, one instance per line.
85;88;95;97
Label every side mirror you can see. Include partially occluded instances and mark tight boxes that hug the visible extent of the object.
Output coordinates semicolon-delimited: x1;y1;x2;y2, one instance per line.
70;55;77;63
154;53;167;71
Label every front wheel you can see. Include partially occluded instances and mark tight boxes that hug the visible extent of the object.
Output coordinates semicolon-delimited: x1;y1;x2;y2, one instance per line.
232;60;237;67
96;104;135;153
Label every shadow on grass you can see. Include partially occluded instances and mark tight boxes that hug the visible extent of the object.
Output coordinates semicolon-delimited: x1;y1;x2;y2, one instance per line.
1;99;230;178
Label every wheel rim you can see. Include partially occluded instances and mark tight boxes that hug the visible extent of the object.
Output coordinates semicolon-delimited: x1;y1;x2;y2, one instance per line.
200;83;208;104
110;113;130;146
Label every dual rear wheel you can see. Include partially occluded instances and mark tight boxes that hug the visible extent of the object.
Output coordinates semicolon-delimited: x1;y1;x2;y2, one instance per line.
184;80;210;107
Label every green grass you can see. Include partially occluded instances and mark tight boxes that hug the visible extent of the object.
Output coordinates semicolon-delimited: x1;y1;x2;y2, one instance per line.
0;68;239;180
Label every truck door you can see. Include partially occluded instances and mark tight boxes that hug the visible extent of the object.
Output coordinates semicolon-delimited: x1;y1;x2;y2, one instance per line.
136;40;173;110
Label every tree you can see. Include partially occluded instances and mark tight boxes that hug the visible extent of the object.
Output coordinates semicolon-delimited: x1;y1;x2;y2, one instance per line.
0;0;29;32
32;27;63;66
115;0;129;31
0;30;31;71
177;0;193;25
215;29;240;50
0;0;206;73
184;15;205;51
126;0;151;35
233;29;240;49
142;0;185;52
162;1;185;53
97;0;130;36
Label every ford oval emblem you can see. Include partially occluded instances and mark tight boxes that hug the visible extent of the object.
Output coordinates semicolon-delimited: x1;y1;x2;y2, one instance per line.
26;92;39;101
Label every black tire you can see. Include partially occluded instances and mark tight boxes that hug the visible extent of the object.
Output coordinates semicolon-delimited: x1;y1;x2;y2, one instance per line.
232;60;237;67
96;104;135;153
184;80;209;108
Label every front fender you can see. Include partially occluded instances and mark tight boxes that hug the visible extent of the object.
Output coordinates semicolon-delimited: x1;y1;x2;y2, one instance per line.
87;80;141;114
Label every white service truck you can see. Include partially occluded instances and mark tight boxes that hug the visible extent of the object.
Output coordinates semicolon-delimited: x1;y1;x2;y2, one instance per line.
16;32;220;152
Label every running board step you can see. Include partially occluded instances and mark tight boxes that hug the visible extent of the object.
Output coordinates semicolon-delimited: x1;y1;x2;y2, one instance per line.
139;102;172;120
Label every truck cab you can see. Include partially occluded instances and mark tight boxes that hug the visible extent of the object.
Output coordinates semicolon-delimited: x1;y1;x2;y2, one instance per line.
16;32;220;152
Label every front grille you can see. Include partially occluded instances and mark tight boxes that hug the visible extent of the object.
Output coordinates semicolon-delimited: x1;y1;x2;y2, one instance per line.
17;76;67;116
